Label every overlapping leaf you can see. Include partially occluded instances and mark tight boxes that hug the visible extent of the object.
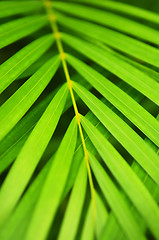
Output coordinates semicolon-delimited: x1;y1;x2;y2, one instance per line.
24;117;77;240
0;55;60;141
0;84;68;227
54;1;159;44
0;15;48;49
62;33;159;106
80;115;159;239
0;1;43;18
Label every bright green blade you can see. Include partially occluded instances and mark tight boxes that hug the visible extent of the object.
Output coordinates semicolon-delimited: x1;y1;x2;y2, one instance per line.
95;192;108;238
85;38;159;83
0;89;57;174
0;1;43;18
17;52;55;80
0;55;60;141
73;82;159;185
0;71;92;174
0;157;53;240
0;34;54;94
80;204;94;240
99;214;122;240
80;192;108;240
0;15;48;49
57;13;159;67
54;2;159;44
103;128;159;239
62;33;159;106
63;81;143;200
111;48;159;82
0;84;68;227
58;161;87;240
71;88;158;239
67;54;159;148
24;117;77;240
89;153;146;240
71;0;159;24
80;115;159;239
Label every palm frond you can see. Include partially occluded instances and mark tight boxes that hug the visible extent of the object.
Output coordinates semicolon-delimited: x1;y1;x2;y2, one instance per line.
0;0;159;239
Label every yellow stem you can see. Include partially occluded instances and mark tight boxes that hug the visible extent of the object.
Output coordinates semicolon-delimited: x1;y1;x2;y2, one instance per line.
43;0;96;226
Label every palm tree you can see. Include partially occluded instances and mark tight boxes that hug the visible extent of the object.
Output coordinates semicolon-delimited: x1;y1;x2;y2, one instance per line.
0;0;159;239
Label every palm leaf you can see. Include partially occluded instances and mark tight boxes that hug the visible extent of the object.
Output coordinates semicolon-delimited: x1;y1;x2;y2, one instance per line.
0;84;68;225
0;1;43;18
0;34;54;94
57;161;87;240
80;115;159;239
0;15;48;49
0;0;159;239
62;33;159;105
89;153;146;240
24;117;77;240
53;1;159;44
0;55;60;140
56;12;159;67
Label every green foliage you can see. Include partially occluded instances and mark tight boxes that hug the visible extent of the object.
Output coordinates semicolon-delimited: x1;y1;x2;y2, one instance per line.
0;0;159;239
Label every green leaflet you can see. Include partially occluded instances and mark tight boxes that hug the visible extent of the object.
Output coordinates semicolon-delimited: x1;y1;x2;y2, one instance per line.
67;54;159;147
0;55;60;141
57;13;159;67
95;192;108;238
73;82;159;185
17;52;55;80
99;214;122;240
71;80;158;240
62;83;158;239
102;134;159;239
102;162;159;240
58;161;87;240
80;115;159;239
62;33;159;106
0;15;48;49
0;72;91;175
0;84;68;227
68;84;158;238
0;133;29;175
24;117;77;240
79;117;159;240
81;191;108;240
63;81;143;200
90;39;159;83
72;0;159;24
0;34;54;94
112;48;159;82
54;2;159;44
0;1;43;18
0;90;57;174
84;38;159;83
0;157;53;240
131;142;159;204
80;204;94;240
89;153;146;240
